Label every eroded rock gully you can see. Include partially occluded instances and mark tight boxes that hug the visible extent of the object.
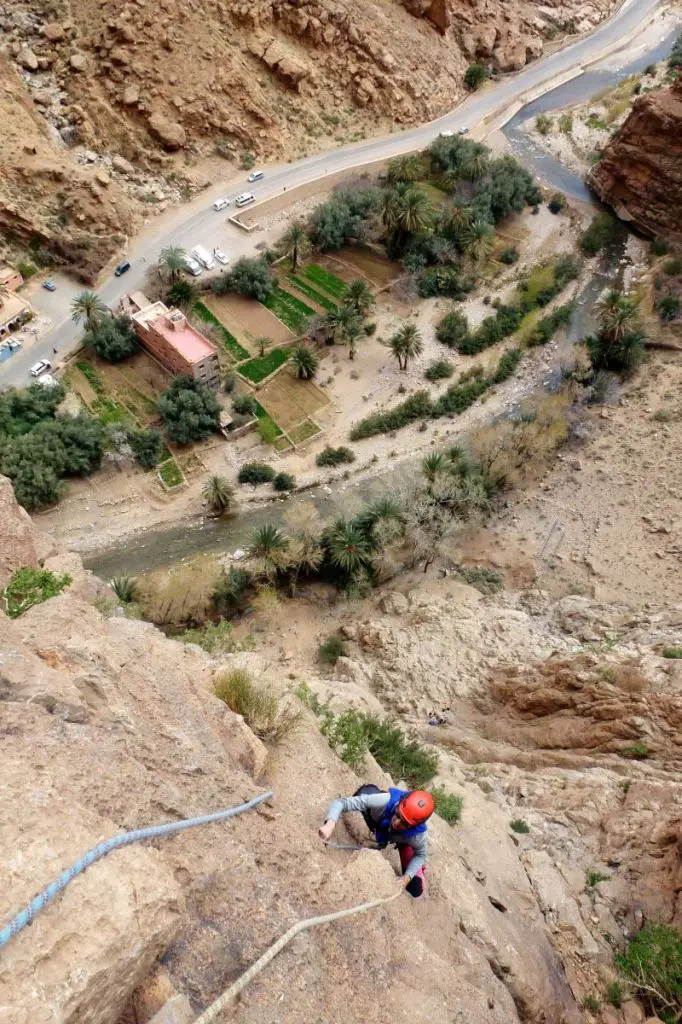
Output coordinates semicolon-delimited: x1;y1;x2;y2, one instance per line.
1;474;680;1024
0;0;617;271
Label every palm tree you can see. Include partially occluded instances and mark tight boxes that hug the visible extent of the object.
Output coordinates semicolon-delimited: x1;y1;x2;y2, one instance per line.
421;452;447;484
355;497;405;547
248;523;289;579
463;217;495;264
387;154;423;184
439;202;473;237
291;345;319;380
111;575;138;603
157;244;188;283
325;305;363;359
280;221;311;273
395;186;433;235
71;290;108;332
202;475;234;516
459;144;489;181
343;278;375;318
327;518;371;576
167;279;198;309
597;290;641;343
382;182;409;234
389;321;423;371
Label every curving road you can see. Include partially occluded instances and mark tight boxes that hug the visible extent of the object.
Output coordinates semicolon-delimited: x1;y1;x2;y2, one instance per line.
1;0;660;388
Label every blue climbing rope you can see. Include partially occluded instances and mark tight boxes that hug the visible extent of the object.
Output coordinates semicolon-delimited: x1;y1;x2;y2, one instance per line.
0;791;273;952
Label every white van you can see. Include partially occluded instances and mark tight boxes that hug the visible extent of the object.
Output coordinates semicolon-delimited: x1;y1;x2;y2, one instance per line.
235;192;255;208
247;170;264;183
192;245;215;270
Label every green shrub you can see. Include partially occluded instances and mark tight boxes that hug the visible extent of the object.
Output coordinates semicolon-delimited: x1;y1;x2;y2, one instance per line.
232;394;258;416
616;923;682;1022
465;63;488;90
214;667;301;742
3;567;72;618
581;213;625;255
535;113;553;135
418;267;475;299
456;566;503;593
425;359;454;381
212;566;252;615
111;575;138;603
510;818;530;834
158;376;220;444
500;246;519;264
436;309;469;348
430;786;463;825
316;445;356;467
559;114;573;134
582;994;601;1013
548;192;566;214
238;461;276;485
273;471;296;492
318;634;346;665
17;261;38;279
316;707;438;786
180;619;254;654
586;869;610;889
623;741;649;759
490;348;523;383
663;257;682;276
656;294;681;322
606;981;623;1008
350;390;434;440
663;647;682;659
651;237;670;256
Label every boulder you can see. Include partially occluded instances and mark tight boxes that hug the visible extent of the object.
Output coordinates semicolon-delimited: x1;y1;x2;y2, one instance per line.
69;52;87;71
18;48;39;72
122;84;140;105
43;22;66;42
147;112;186;150
112;154;134;174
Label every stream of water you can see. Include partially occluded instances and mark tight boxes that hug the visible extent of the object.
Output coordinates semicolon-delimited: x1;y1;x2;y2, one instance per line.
84;30;679;580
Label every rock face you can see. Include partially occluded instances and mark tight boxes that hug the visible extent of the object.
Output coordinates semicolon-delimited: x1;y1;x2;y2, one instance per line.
0;475;54;585
589;81;682;241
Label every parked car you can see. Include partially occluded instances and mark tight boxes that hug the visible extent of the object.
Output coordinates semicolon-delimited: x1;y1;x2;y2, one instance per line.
30;359;51;377
213;248;230;265
7;339;22;351
184;256;203;277
235;192;256;208
42;280;57;292
114;260;131;277
439;130;453;137
458;126;470;135
247;170;264;183
213;198;230;211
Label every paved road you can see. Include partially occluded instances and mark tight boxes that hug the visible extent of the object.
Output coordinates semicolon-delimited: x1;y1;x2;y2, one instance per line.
1;0;659;388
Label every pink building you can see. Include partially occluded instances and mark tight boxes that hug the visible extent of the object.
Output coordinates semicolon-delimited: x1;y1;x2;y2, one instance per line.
0;266;23;293
127;294;220;388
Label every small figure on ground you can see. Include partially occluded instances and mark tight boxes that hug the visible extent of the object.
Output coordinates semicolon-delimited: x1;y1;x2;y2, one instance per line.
319;784;434;897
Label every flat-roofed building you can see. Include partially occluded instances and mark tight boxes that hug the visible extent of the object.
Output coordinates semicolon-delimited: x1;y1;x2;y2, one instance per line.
0;290;31;337
0;266;23;293
127;293;220;388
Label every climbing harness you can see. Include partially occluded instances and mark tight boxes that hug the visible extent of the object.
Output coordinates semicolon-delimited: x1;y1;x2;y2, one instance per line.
0;791;273;952
194;889;403;1023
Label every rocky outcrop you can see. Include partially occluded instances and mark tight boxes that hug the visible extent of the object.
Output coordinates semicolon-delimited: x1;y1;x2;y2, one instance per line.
589;81;682;241
0;475;54;585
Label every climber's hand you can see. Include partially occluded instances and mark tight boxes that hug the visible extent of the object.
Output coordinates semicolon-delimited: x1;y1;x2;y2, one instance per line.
318;820;336;843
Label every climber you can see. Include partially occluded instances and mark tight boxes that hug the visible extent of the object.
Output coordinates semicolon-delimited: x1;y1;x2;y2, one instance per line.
318;784;434;898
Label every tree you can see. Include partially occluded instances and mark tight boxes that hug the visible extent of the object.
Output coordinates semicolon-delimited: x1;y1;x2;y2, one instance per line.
71;290;108;333
389;321;423;371
463;217;495;263
597;290;641;343
464;64;488;90
436;309;469;348
439;201;474;237
326;517;372;576
157;244;188;283
459;144;489;181
86;315;138;362
395;186;433;235
284;501;323;594
238;461;276;485
403;484;459;572
158;376;221;444
53;414;103;476
280;221;311;273
212;566;252;615
167;279;199;308
128;427;163;468
325;305;363;359
248;523;289;579
387;154;423;184
202;474;235;515
586;330;645;375
291;345;319;379
344;278;375;318
227;257;275;302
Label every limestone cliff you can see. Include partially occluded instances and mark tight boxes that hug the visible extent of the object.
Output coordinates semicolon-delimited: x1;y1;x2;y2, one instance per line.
2;475;681;1024
588;80;682;242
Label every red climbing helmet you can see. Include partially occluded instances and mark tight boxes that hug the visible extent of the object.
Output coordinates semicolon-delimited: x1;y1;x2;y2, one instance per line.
398;790;435;826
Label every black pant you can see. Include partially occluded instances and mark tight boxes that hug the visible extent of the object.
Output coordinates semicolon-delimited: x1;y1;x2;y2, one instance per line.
352;785;424;898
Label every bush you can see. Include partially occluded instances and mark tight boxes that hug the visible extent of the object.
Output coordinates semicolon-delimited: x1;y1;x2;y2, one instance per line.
465;63;488;90
651;236;670;256
500;246;519;264
425;359;454;381
548;192;566;214
586;330;644;375
180;619;252;654
318;634;346;665
158;376;220;444
350;390;434;440
535;113;553;135
586;869;610;889
111;575;138;603
605;981;623;1009
238;461;276;485
510;818;530;833
226;257;275;301
526;302;575;347
365;716;439;787
581;213;625;255
616;923;682;1022
3;566;72;618
456;566;503;593
86;315;138;362
656;294;681;322
582;995;601;1013
559;113;573;134
128;427;163;468
17;261;38;279
418;267;475;299
316;445;356;467
308;186;381;251
663;647;682;659
436;309;469;348
214;667;301;742
273;471;296;492
663;257;682;276
623;741;649;759
232;393;258;416
430;786;463;825
212;566;252;615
